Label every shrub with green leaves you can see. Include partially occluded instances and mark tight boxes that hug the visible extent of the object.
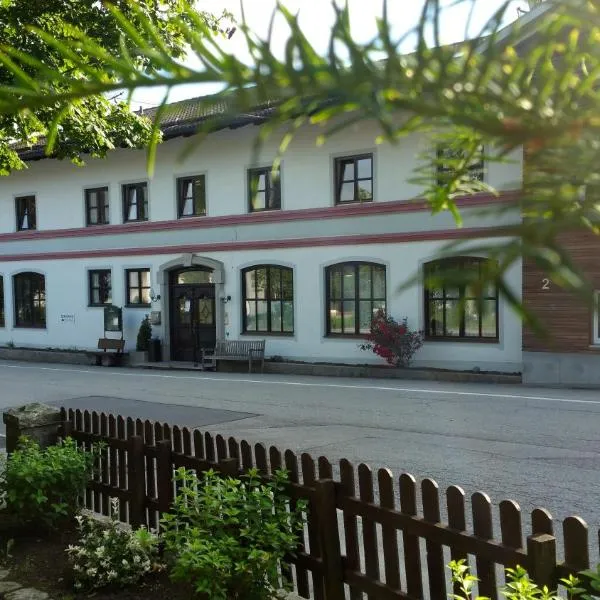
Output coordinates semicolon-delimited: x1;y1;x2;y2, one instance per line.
0;436;96;529
160;467;306;600
449;560;584;600
66;498;159;592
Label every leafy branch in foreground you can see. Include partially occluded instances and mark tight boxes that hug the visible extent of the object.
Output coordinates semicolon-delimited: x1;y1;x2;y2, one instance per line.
0;0;598;321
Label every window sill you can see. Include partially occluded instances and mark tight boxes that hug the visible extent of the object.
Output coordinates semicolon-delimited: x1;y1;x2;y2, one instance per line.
86;222;110;227
125;304;151;309
325;334;368;340
248;207;281;214
241;331;294;337
88;304;112;308
425;336;499;344
178;213;207;219
14;325;46;329
122;219;149;224
334;199;373;206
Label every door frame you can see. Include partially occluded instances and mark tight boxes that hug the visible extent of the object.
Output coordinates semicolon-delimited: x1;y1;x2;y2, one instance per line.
157;255;226;361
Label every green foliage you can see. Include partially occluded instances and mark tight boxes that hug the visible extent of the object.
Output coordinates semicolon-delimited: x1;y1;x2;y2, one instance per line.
0;436;95;529
160;467;307;600
66;498;159;592
0;0;231;174
449;560;584;600
136;314;152;352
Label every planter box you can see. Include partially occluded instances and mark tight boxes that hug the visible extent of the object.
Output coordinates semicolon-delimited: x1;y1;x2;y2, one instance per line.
127;350;149;366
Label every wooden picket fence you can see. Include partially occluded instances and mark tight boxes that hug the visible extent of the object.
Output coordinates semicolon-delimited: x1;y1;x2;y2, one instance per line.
60;407;599;600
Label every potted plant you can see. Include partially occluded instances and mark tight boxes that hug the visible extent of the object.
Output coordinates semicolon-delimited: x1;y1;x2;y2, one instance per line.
130;315;152;365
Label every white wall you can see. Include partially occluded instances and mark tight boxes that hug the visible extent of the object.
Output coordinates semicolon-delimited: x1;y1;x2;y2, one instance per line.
0;121;523;232
0;239;522;372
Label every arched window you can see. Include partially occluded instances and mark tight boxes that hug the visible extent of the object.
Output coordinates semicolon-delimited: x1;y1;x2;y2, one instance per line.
14;272;46;328
326;262;386;336
242;266;293;334
424;257;498;340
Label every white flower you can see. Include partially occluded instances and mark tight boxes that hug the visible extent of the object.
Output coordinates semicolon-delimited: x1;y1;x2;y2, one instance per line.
133;555;141;564
107;570;118;580
86;567;97;577
103;530;110;539
95;545;105;557
121;559;129;567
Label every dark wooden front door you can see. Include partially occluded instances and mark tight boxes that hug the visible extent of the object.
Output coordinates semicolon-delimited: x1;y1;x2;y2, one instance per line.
169;268;216;362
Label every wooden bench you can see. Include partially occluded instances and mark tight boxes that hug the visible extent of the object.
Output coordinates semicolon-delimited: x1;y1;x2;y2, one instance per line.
87;338;126;367
202;339;265;373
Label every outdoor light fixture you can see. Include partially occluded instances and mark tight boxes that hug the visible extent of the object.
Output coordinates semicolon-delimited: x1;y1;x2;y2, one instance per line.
149;288;161;302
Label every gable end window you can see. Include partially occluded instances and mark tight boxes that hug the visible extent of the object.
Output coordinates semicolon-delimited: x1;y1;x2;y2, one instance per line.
436;145;484;187
122;183;148;223
85;187;109;226
177;175;206;218
334;154;373;204
0;276;4;327
248;167;281;212
242;266;293;334
15;195;36;231
424;257;498;341
326;262;386;335
89;270;112;306
14;272;46;328
126;268;151;306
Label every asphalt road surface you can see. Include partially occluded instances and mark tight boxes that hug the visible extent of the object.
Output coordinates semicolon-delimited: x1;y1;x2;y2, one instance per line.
1;360;599;543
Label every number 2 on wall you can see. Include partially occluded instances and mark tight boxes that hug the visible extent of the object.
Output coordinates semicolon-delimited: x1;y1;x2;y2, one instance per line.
542;278;550;290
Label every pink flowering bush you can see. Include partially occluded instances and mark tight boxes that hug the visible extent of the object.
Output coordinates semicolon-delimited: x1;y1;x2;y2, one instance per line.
359;310;424;367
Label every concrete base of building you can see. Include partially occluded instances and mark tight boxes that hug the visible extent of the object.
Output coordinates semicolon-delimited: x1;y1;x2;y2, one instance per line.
523;351;600;387
0;347;91;366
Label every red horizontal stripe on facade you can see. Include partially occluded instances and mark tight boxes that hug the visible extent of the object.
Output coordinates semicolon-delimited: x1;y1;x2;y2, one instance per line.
0;226;514;262
0;190;519;243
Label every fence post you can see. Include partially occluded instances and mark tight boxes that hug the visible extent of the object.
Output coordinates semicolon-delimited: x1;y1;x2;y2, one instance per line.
527;533;557;590
156;438;173;515
314;479;344;600
127;435;146;529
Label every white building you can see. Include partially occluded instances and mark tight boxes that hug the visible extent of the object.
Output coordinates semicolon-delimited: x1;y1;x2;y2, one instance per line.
0;100;523;372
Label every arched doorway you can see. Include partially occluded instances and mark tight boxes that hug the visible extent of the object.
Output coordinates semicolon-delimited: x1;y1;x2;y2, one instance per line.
169;267;216;362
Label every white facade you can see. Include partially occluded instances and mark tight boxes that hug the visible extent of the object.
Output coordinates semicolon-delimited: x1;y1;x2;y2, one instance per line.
0;119;523;372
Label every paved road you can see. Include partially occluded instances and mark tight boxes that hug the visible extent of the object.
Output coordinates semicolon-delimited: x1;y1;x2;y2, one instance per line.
1;360;599;540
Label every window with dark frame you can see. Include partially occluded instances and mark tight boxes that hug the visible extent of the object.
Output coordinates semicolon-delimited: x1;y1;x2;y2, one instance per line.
122;182;148;222
424;257;498;341
126;268;151;306
88;270;112;306
248;167;281;212
177;175;206;218
326;262;386;336
15;195;36;231
0;276;4;327
85;187;109;226
14;272;46;328
334;154;373;204
242;266;293;334
436;145;484;187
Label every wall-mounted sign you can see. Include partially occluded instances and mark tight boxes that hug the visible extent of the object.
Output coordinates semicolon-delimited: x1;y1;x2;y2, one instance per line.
150;311;162;326
104;305;123;332
60;313;75;324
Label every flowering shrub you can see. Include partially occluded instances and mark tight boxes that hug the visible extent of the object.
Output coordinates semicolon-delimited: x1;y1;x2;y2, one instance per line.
66;498;159;591
359;310;424;367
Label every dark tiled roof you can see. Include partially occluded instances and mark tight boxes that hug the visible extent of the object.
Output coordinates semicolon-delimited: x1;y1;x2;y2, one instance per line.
15;94;280;161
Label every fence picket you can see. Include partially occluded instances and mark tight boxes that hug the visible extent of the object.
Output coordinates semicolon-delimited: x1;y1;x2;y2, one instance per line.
117;415;127;521
472;492;497;599
500;500;523;559
400;473;423;599
532;508;554;535
193;430;204;461
135;418;144;437
108;414;117;502
91;411;101;513
302;453;325;600
228;437;240;470
318;456;333;480
100;413;110;516
153;421;163;443
83;411;93;510
422;478;446;600
269;446;282;471
359;463;380;600
255;443;268;475
216;435;227;462
285;450;310;599
447;485;468;597
241;439;253;470
182;428;192;457
173;426;182;454
340;459;361;600
378;469;400;591
144;420;157;529
204;432;215;463
564;517;589;570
